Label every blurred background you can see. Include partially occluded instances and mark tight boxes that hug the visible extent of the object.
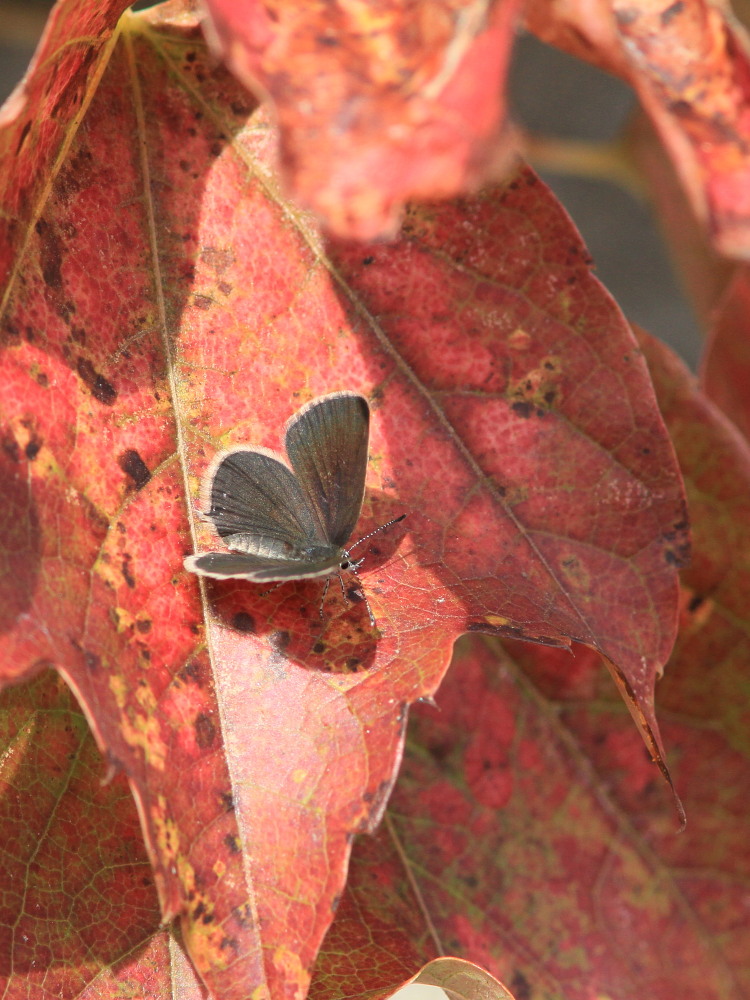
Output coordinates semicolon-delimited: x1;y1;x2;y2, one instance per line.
0;0;702;368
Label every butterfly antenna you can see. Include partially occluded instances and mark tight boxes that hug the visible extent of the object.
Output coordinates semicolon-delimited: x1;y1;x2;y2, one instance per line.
348;513;406;553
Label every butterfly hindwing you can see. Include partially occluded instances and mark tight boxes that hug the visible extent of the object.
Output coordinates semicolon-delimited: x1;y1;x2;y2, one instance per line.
184;551;342;582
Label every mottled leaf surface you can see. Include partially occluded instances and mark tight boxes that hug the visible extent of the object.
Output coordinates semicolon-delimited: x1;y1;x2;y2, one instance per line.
312;336;749;1000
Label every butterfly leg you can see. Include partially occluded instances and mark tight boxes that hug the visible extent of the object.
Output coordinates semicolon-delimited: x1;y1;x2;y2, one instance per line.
259;580;287;597
318;576;331;619
346;566;376;628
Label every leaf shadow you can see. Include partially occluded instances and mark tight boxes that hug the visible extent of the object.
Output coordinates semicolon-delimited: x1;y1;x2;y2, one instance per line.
199;489;408;673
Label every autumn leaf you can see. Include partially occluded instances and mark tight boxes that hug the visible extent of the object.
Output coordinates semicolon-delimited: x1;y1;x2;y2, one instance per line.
312;333;750;1000
0;2;688;998
0;672;168;997
701;266;750;441
525;0;750;259
201;0;523;238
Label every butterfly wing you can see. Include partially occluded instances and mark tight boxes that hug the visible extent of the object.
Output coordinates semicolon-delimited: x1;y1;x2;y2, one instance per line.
284;391;369;548
184;551;341;581
200;446;327;557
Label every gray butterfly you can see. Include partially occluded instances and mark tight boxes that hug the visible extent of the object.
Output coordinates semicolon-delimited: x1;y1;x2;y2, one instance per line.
184;391;404;625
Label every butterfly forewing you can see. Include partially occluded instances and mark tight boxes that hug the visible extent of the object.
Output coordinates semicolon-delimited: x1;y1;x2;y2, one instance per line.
285;392;369;547
203;448;324;555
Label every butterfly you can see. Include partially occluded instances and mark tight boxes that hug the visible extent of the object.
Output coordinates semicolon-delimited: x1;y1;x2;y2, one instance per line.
184;391;405;626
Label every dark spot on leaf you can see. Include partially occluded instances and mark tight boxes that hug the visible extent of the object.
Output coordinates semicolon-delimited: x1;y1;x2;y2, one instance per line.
233;902;253;926
664;546;689;567
1;434;20;463
270;630;290;651
136;618;151;633
313;641;326;654
181;660;201;681
36;218;64;291
71;325;86;345
1;319;20;345
193;901;206;919
118;449;151;489
25;437;42;461
687;593;706;612
194;712;216;749
77;357;117;404
510;970;532;1000
121;556;136;589
202;911;215;925
661;0;683;24
223;833;241;855
511;400;534;418
220;936;239;954
232;612;255;633
84;649;101;672
34;371;49;387
668;98;692;117
220;791;234;812
345;657;361;671
185;50;196;62
218;281;232;296
193;294;213;310
210;141;222;156
362;255;375;265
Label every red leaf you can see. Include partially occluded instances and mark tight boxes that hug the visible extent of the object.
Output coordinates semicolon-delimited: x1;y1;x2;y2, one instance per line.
701;266;750;440
201;0;523;238
526;0;750;259
0;0;131;291
313;335;749;999
0;673;169;998
0;3;687;996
